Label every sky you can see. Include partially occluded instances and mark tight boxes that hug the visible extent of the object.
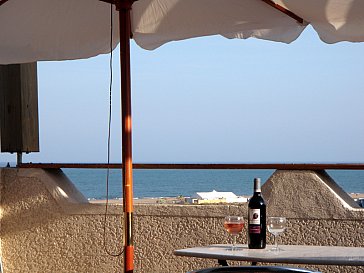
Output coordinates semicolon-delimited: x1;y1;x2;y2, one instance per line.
1;26;364;164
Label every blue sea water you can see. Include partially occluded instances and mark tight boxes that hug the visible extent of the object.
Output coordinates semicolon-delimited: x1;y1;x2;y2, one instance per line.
62;169;364;200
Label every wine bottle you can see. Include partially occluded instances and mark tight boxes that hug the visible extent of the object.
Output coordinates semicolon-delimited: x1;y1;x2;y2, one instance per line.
248;177;266;249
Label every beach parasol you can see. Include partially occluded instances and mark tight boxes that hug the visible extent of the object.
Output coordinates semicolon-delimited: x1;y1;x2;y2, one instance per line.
1;1;364;272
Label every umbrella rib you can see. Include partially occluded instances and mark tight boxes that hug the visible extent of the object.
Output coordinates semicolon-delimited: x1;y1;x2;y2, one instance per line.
98;0;138;13
261;0;305;25
0;0;9;6
99;0;117;4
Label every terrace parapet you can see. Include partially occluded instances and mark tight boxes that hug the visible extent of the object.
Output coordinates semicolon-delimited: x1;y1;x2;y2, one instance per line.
0;167;363;273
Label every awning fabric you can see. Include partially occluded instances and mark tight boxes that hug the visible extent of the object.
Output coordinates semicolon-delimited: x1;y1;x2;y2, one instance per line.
1;0;364;64
0;0;120;63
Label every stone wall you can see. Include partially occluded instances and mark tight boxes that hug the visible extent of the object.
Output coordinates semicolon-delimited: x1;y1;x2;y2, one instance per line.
0;168;363;273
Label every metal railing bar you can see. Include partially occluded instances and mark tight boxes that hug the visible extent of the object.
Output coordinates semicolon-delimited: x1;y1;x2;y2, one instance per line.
17;163;364;170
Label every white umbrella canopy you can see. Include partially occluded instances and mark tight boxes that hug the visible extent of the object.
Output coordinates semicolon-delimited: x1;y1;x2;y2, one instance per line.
276;0;364;43
131;0;306;50
132;0;364;49
2;0;364;64
0;0;120;64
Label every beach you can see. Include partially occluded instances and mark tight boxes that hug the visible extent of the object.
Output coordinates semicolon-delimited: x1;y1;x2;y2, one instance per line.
89;193;364;205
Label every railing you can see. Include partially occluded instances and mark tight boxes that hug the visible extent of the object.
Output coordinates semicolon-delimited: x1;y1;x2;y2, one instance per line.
18;163;364;170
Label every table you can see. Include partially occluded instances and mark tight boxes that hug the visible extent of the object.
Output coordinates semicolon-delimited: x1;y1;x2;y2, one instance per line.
174;244;364;266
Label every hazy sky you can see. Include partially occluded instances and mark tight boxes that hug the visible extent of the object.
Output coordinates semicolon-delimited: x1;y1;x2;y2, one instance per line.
2;26;364;164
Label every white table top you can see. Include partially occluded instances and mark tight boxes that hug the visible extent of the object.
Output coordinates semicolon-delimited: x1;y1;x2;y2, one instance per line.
174;244;364;266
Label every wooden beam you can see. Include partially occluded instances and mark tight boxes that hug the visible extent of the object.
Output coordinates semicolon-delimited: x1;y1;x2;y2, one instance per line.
0;63;39;153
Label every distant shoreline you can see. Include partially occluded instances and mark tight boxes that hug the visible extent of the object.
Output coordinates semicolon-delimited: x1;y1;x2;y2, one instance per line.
89;196;186;205
89;193;364;205
350;192;364;199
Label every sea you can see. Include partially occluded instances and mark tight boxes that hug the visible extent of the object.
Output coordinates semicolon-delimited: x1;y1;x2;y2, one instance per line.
57;169;364;200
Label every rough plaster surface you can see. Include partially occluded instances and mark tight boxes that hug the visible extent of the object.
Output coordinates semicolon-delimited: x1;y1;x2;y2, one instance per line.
0;168;363;273
263;170;363;219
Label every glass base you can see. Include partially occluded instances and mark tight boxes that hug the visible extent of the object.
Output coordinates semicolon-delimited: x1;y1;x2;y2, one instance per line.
269;245;284;252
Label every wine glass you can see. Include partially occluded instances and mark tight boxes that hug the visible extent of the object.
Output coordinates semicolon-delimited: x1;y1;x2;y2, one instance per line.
267;216;287;251
223;216;244;251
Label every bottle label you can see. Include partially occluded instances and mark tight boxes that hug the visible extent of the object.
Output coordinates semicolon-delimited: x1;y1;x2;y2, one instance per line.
249;209;260;225
249;225;261;234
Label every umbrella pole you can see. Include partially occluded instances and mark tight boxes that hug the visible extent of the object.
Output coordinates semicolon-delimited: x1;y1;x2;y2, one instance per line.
118;1;134;272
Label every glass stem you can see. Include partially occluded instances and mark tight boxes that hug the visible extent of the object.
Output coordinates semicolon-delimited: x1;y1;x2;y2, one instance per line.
232;235;237;251
274;235;278;250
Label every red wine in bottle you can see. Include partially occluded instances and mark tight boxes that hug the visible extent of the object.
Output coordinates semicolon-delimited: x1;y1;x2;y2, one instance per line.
248;177;266;249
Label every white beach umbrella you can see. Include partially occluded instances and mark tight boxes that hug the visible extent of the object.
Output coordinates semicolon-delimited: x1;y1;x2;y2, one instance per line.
1;0;364;64
1;1;364;272
132;0;364;49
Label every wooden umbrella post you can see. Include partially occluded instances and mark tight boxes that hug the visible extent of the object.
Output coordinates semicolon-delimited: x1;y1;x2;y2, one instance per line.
117;0;135;272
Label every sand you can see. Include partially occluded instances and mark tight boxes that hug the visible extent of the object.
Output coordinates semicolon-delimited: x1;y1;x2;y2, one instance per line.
89;193;364;205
